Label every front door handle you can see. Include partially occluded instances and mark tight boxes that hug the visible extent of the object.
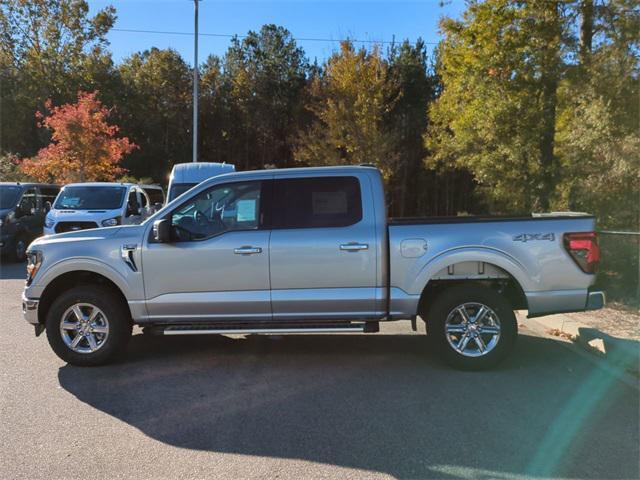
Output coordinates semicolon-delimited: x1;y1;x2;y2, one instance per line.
234;246;262;255
340;243;369;251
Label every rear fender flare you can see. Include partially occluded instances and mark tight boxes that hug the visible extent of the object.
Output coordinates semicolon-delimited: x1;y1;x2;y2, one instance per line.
409;247;534;295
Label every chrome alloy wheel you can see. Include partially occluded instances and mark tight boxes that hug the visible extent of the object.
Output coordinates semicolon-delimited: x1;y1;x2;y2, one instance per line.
444;302;501;357
59;303;110;354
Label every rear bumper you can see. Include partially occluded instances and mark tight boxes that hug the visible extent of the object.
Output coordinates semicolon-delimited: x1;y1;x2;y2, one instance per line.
586;290;606;310
526;288;605;318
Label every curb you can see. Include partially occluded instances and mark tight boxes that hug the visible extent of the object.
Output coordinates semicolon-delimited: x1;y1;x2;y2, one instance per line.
520;312;639;377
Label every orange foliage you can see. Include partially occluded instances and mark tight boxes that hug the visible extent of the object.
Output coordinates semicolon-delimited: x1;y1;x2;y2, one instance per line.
21;91;136;183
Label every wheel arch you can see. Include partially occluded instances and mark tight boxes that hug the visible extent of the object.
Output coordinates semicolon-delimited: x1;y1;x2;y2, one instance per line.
38;271;131;325
415;252;530;317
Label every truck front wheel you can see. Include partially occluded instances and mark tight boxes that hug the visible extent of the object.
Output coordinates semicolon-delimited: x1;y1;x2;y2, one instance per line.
45;286;132;366
425;284;517;370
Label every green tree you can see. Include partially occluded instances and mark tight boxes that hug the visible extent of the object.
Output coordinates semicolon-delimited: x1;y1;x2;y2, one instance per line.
0;0;116;156
557;0;640;229
221;24;310;170
295;41;399;179
426;0;568;212
386;40;435;215
115;48;192;181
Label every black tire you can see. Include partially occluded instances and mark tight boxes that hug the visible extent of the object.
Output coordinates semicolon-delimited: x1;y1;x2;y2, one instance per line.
12;234;28;262
425;284;517;370
45;286;132;366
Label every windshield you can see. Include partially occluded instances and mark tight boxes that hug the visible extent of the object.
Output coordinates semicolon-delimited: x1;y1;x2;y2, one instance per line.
169;183;197;202
0;186;22;209
54;186;126;210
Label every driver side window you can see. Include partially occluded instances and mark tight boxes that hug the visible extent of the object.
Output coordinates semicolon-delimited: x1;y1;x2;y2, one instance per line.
171;181;262;241
19;188;37;215
126;190;140;217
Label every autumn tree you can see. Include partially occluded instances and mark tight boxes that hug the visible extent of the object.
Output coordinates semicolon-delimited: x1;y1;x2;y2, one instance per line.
295;41;399;179
21;91;136;183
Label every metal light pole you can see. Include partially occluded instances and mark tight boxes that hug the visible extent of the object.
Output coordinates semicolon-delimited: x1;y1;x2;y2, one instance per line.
192;0;200;162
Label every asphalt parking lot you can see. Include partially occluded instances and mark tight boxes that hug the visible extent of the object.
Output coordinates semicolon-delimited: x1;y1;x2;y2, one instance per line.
1;260;639;479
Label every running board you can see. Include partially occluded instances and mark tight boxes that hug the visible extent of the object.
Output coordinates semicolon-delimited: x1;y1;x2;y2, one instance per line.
160;323;375;336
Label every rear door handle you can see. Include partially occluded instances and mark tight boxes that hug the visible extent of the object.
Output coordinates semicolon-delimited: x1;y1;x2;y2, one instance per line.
340;243;369;251
234;246;262;255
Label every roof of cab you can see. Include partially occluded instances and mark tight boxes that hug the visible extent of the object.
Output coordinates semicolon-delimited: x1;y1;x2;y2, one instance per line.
191;165;382;189
214;164;378;179
61;182;136;188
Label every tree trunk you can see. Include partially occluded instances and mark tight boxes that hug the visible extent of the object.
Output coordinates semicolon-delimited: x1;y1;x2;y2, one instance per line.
537;1;561;212
579;0;594;65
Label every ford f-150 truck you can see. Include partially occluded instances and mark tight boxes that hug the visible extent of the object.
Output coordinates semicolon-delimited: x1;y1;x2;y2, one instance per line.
22;166;604;369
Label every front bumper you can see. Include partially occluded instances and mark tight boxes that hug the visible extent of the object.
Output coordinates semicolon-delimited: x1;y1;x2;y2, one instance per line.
586;290;606;310
22;292;39;325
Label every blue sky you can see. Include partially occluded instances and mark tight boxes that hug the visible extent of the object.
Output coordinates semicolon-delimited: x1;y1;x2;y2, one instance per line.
88;0;465;65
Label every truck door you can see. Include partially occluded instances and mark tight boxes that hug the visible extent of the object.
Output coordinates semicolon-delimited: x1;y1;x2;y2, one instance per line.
142;179;271;322
16;187;39;238
268;175;379;320
123;188;142;225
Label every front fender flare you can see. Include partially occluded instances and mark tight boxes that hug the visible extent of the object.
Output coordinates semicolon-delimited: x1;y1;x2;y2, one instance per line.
33;257;134;301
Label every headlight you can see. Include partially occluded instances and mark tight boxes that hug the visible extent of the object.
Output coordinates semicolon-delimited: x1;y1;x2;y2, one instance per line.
0;218;3;227
26;250;43;285
44;215;54;228
101;216;121;227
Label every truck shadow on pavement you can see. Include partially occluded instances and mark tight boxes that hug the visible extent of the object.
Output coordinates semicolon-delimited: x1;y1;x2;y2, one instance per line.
58;332;639;479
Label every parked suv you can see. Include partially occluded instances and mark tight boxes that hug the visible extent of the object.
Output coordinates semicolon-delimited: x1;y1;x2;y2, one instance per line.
44;183;151;235
0;182;59;261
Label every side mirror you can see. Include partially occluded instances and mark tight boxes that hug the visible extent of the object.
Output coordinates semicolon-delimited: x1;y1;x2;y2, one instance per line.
153;219;171;243
44;201;51;213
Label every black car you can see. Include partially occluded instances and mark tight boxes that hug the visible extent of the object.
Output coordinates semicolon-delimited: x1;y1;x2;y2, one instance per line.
0;182;60;261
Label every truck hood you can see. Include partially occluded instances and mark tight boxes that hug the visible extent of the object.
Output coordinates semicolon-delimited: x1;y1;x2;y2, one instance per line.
30;224;145;249
47;208;122;224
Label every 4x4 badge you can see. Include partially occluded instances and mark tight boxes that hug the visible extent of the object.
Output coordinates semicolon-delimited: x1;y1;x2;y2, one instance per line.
513;233;555;242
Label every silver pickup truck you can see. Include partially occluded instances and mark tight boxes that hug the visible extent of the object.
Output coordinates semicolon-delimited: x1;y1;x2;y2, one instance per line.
22;166;604;369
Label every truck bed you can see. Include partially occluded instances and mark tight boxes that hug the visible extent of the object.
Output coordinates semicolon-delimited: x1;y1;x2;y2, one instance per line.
387;213;598;318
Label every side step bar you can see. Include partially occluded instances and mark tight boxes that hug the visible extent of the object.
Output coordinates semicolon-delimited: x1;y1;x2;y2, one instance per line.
155;322;379;336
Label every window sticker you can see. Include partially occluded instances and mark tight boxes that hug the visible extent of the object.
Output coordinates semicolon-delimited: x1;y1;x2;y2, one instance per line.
236;199;256;222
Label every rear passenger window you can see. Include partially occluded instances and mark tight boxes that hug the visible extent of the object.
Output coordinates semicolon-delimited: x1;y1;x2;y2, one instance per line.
273;176;362;229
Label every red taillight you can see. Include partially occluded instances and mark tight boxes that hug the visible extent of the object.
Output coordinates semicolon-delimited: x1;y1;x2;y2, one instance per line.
563;232;600;274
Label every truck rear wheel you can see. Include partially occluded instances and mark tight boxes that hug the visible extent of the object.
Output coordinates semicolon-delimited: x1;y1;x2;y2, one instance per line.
45;286;132;366
425;284;517;370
